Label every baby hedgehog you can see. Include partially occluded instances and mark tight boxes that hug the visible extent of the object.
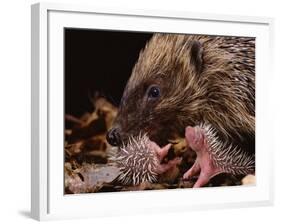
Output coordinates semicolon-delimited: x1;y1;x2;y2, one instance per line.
113;133;181;185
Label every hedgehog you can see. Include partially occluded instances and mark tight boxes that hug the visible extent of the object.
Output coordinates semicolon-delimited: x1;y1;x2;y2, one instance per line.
112;133;181;185
113;134;159;185
106;33;255;187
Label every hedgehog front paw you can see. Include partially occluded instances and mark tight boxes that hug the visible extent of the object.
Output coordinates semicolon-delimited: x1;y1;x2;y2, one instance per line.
148;141;182;174
183;126;223;188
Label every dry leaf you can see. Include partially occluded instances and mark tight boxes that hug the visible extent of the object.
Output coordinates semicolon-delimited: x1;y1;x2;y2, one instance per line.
65;163;120;194
242;174;256;185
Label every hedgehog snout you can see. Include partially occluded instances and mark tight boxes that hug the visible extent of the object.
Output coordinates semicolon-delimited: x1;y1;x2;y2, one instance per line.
106;127;122;146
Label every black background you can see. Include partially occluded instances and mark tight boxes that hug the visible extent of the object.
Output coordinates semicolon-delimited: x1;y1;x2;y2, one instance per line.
64;28;152;117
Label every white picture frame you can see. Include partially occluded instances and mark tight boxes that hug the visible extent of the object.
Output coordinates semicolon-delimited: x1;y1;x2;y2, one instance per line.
31;2;274;221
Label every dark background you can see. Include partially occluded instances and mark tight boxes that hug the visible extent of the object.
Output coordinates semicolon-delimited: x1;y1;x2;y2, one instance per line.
64;28;153;117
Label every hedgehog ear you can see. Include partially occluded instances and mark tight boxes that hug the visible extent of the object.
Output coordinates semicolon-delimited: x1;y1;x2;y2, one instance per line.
190;40;203;74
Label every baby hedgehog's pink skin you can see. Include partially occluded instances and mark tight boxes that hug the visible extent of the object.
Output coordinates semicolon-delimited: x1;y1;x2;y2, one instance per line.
184;126;222;187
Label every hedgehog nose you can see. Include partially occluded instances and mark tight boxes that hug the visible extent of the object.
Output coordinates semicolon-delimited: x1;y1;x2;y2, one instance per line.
106;128;121;146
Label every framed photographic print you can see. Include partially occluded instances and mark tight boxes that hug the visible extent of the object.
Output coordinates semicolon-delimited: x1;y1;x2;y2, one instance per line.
31;2;274;221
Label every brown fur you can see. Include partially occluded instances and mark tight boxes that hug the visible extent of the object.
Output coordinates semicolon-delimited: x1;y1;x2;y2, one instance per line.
113;34;255;153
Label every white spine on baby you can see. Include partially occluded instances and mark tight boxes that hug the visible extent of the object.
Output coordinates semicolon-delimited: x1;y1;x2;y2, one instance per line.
200;123;255;175
112;133;159;185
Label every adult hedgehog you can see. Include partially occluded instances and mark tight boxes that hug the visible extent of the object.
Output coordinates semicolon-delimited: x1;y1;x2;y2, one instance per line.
107;34;255;187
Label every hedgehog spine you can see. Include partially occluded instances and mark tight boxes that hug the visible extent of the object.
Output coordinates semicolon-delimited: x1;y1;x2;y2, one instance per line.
113;133;159;185
201;123;255;175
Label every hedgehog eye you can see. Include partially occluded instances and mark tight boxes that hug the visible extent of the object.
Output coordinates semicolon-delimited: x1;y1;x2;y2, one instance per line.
147;86;161;99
